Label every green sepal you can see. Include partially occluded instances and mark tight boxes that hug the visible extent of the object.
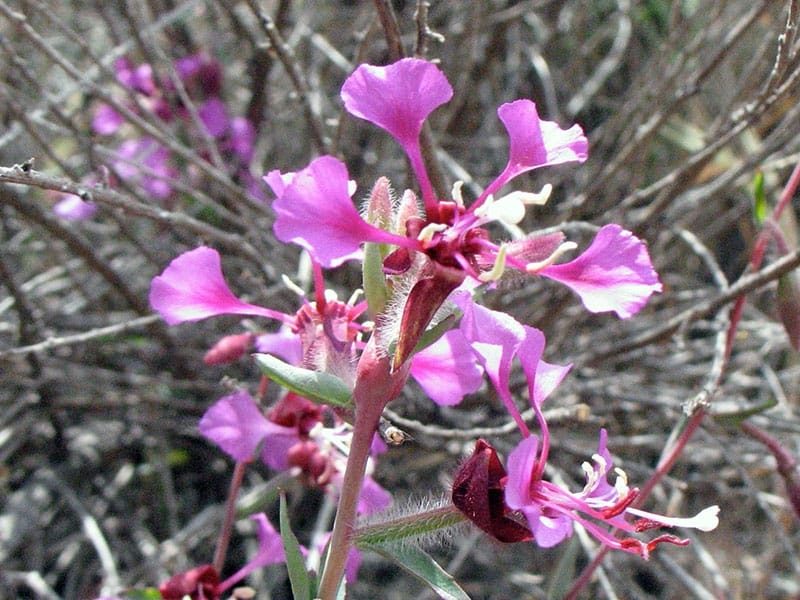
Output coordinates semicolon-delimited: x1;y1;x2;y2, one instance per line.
280;492;313;600
254;353;352;408
713;397;778;427
363;241;389;318
364;544;470;600
752;169;767;225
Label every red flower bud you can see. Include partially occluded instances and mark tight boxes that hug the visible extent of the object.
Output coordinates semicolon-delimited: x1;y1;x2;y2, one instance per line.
159;564;219;600
451;439;531;543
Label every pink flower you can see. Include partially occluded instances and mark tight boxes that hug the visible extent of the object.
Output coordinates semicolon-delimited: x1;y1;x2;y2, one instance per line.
505;429;720;557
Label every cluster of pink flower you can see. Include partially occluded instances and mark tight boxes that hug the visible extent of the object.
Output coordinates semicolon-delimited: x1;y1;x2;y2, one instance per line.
54;54;260;220
142;58;718;598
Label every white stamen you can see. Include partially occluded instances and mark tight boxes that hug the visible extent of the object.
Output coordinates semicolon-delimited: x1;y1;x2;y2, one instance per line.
347;179;357;196
478;245;508;282
346;288;364;306
613;467;629;498
525;241;578;273
281;273;306;297
474;185;553;226
417;222;448;244
627;505;720;532
451;181;465;208
323;289;339;303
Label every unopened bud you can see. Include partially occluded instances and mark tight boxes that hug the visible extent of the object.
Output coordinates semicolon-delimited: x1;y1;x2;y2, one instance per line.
203;333;255;365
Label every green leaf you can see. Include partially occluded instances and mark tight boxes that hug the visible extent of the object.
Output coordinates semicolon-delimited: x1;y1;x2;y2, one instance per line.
254;353;352;408
280;492;312;600
713;397;778;427
546;535;580;600
120;588;162;599
365;544;471;600
753;169;767;225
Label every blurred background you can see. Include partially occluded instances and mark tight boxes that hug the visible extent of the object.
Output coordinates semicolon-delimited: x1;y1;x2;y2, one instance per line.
1;1;800;598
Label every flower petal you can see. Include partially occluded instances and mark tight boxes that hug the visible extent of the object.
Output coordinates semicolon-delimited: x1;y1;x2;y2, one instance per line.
479;100;587;200
539;224;662;318
149;247;286;324
199;391;298;464
341;58;452;148
267;156;404;268
409;329;484;406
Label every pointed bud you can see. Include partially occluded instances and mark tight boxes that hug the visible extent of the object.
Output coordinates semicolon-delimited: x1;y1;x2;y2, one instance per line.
365;176;393;229
203;333;255;365
395;189;420;235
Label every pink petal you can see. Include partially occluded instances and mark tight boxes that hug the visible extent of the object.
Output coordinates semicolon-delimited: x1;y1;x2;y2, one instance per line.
358;475;393;514
504;435;539;510
267;156;405;268
149;246;286;324
539;225;662;318
92;104;125;135
250;513;286;565
199;97;229;138
255;326;303;366
341;58;452;148
198;392;298;463
53;194;98;221
409;329;484;406
481;100;588;200
341;58;452;209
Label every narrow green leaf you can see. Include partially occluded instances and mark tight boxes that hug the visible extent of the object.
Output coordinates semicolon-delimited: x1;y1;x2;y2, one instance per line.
713;397;778;427
254;353;352;408
753;169;767;225
280;492;312;600
365;544;471;600
546;535;579;600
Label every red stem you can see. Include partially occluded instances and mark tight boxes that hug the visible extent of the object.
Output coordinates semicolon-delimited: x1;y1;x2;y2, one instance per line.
213;460;248;573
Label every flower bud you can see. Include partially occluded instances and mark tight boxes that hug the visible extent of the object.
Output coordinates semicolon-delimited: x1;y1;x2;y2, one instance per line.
203;333;255;365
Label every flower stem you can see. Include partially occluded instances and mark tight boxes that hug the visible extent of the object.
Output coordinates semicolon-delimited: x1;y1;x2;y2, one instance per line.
354;503;466;547
213;460;248;573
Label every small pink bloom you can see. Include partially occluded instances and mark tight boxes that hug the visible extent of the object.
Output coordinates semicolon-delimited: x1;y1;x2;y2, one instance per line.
92;104;125;135
149;246;286;324
539;224;662;318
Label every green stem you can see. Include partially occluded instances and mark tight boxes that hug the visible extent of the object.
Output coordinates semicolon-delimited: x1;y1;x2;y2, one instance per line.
354;503;466;548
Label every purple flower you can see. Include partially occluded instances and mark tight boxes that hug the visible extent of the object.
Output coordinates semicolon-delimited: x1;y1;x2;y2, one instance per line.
267;58;658;368
53;192;98;221
505;429;720;557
